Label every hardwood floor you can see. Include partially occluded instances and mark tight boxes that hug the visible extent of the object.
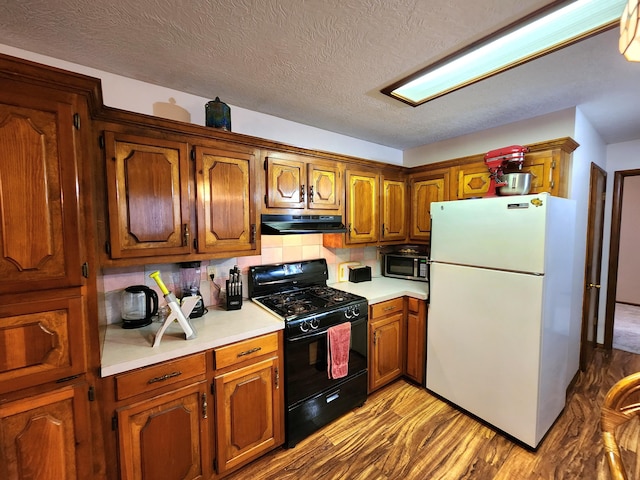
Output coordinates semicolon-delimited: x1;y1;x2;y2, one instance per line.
225;349;640;480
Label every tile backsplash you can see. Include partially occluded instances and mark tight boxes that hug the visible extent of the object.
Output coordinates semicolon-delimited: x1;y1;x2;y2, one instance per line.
100;234;380;325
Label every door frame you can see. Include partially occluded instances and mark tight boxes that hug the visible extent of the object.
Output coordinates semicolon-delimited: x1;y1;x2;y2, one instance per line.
603;168;640;350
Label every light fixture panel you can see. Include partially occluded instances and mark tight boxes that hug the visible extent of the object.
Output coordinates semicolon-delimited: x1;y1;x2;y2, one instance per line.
383;0;626;106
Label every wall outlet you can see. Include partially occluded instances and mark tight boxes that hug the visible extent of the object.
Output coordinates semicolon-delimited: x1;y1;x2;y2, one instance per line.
206;266;216;279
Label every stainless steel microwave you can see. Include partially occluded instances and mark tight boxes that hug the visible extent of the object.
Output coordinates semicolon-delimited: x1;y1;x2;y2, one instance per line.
382;253;429;282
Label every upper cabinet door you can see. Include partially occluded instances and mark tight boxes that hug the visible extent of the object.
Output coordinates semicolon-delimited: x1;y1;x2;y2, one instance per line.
346;170;378;244
380;178;407;242
409;170;449;242
104;132;191;258
265;156;305;209
195;144;257;254
307;161;341;211
0;88;84;293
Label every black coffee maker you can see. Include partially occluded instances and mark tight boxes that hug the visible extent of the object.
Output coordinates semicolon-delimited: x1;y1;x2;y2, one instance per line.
179;261;206;318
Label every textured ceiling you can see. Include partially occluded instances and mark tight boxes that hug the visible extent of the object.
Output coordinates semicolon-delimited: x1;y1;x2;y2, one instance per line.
1;0;639;150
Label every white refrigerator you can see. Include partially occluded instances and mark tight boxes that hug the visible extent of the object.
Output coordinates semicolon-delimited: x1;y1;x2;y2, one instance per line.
426;193;576;448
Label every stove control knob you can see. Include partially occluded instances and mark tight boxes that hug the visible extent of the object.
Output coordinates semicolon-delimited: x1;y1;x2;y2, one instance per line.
310;318;320;329
300;321;310;333
352;305;361;317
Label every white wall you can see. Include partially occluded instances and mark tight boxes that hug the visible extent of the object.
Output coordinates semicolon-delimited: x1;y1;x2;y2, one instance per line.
403;109;577;167
0;44;402;165
570;108;607;373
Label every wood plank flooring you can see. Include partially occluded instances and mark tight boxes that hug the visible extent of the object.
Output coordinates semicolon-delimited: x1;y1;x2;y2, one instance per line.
225;349;640;480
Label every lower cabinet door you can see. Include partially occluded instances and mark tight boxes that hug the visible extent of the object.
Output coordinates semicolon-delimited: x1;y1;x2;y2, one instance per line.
214;357;282;475
0;383;92;480
117;382;209;480
369;312;403;392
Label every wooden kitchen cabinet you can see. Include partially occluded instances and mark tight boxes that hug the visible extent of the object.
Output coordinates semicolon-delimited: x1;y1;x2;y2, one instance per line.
455;162;492;199
264;152;342;211
0;383;93;480
0;57;100;480
194;143;257;254
409;169;450;242
345;169;379;244
116;382;210;480
0;81;86;293
106;353;210;480
380;176;407;243
104;131;191;258
405;297;427;385
368;298;404;393
212;332;284;476
102;129;259;261
0;289;87;395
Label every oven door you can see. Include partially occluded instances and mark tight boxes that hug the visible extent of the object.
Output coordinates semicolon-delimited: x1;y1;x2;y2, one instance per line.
285;316;367;407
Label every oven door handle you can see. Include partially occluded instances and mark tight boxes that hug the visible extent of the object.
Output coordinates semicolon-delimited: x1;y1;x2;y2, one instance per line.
286;317;367;343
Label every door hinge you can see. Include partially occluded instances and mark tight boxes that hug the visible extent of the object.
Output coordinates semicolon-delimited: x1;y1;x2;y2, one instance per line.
112;415;118;431
105;241;111;255
191;148;196;161
551;160;557;169
210;383;215;395
264;159;267;170
99;134;105;149
88;385;95;402
193;238;199;250
264;194;268;205
602;192;606;202
73;113;81;130
82;262;89;278
213;458;218;472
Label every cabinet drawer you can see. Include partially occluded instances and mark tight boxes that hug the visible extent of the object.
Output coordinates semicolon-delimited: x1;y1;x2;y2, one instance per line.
0;292;86;394
407;297;420;313
371;298;404;318
115;353;206;401
214;333;279;370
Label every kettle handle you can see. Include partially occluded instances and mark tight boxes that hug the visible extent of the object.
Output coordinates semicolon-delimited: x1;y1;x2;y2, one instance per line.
144;286;159;318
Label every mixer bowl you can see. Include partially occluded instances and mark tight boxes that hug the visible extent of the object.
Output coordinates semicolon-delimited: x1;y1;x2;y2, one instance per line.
497;172;532;196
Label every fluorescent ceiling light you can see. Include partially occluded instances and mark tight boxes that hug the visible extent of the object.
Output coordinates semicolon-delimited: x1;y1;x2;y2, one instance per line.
382;0;627;106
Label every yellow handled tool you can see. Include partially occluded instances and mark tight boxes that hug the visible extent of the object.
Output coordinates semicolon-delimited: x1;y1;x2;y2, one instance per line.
149;270;196;343
149;271;170;295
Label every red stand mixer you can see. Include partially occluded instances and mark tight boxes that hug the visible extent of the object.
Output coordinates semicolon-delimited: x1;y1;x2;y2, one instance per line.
483;145;529;197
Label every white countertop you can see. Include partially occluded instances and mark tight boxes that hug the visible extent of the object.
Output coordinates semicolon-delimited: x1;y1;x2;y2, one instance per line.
331;276;429;304
100;302;283;377
100;277;428;377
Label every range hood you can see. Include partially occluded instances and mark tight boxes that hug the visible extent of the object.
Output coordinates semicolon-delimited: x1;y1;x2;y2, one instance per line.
261;214;347;235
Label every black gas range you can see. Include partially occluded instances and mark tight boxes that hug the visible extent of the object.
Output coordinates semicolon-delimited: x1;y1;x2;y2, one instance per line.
249;258;369;448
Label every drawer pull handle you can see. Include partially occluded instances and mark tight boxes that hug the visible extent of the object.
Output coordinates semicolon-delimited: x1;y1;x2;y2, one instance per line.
237;346;261;357
148;371;182;384
383;306;396;311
